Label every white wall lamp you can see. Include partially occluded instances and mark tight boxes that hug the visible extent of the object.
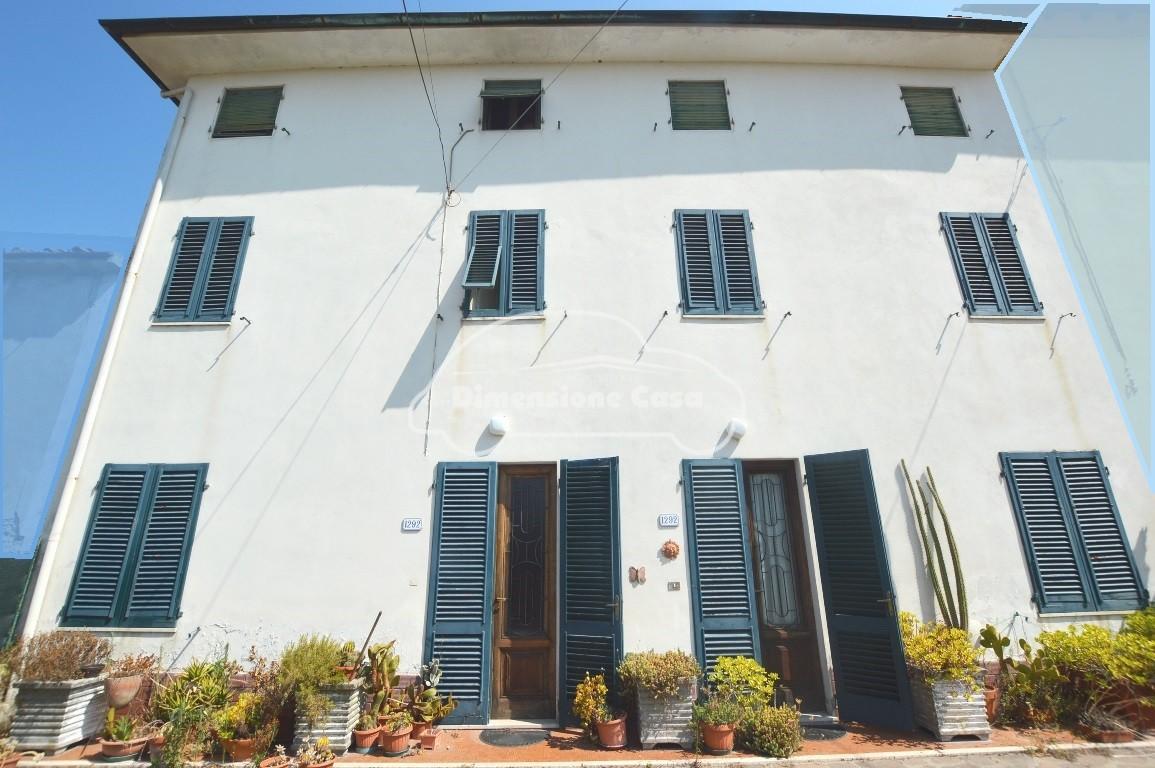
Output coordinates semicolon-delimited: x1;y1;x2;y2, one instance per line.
487;415;509;437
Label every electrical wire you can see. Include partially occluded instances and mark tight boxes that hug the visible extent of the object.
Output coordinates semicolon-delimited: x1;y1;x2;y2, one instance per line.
401;0;450;193
452;0;629;192
416;0;439;117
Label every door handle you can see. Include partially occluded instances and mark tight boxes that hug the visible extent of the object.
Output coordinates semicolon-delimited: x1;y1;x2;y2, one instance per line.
493;596;506;614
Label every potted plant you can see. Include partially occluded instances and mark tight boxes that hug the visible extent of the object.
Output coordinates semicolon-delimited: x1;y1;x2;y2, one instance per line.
258;745;291;768
0;738;36;768
742;704;803;758
377;709;413;758
295;736;335;768
351;712;379;753
280;636;359;754
693;693;741;755
901;612;990;741
9;630;111;752
334;642;359;681
618;650;701;750
104;654;158;709
1080;704;1135;743
572;672;625;749
404;659;456;747
98;710;159;761
705;655;777;751
150;656;236;768
215;691;264;761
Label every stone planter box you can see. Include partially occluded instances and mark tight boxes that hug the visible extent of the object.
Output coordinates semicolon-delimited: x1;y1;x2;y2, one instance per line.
636;678;697;750
911;677;990;742
11;677;107;753
292;681;360;754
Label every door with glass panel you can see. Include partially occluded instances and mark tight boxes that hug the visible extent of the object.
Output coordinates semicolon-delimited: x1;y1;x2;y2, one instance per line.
743;462;825;711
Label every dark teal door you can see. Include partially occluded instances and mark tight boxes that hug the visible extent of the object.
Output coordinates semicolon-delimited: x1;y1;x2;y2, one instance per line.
424;462;497;725
558;457;623;726
804;450;913;730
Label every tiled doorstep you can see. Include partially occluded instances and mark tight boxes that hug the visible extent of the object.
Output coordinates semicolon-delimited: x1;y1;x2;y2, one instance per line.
17;740;1155;768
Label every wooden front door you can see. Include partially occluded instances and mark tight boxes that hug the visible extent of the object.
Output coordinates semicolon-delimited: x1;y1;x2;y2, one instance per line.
742;462;825;712
492;465;556;720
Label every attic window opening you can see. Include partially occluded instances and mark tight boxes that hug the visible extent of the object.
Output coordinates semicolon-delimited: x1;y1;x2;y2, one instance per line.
212;86;283;138
481;80;542;131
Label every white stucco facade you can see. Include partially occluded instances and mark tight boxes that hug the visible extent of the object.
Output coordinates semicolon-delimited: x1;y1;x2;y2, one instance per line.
28;15;1152;719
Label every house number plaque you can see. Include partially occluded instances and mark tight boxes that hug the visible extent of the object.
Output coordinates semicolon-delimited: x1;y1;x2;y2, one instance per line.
658;513;680;528
400;518;423;532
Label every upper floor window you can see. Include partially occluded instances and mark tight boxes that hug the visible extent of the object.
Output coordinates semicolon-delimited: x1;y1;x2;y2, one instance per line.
62;463;207;628
674;210;762;315
212;86;283;138
462;210;544;317
668;80;731;130
481;80;542;130
1001;451;1147;614
155;217;253;323
900;86;967;137
941;212;1041;316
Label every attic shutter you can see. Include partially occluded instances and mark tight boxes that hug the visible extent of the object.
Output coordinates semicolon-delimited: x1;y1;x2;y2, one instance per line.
941;213;1000;314
1057;454;1146;609
480;80;542;98
63;466;150;621
559;457;623;726
124;465;206;622
1001;454;1091;612
212;86;283;138
900;86;967;137
507;211;544;312
980;214;1040;313
682;460;760;672
669;81;731;130
158;219;214;320
197;218;252;320
462;212;504;289
715;211;760;312
425;463;497;724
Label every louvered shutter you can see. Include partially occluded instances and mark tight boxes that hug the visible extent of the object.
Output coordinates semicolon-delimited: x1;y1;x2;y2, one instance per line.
212;86;283;138
63;466;150;621
424;463;497;724
682;460;760;672
669;81;731;130
676;211;721;312
900;86;967;137
480;80;542;98
559;457;623;726
196;218;252;321
1057;454;1145;609
1002;454;1090;611
941;213;1001;314
124;465;205;622
715;211;761;313
506;210;544;313
157;219;214;320
462;212;504;289
980;214;1040;313
804;449;913;731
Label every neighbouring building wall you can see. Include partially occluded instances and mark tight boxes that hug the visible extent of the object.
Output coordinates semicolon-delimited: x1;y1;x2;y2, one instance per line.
30;61;1151;677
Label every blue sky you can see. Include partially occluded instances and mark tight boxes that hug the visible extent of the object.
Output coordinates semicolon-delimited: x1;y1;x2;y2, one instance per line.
2;1;1005;239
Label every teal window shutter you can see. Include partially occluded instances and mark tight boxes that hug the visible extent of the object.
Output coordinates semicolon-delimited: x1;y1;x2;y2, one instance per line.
559;457;623;727
900;86;967;137
941;212;1040;316
669;81;731;130
424;462;497;724
675;210;762;315
212;86;283;138
156;217;253;322
682;459;761;672
1001;451;1146;613
62;463;206;627
461;210;544;317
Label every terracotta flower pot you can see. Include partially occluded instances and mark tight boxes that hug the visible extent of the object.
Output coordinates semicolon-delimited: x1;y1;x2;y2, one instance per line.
1085;727;1135;744
99;737;150;761
411;721;430;740
335;665;357;680
221;738;257;762
258;757;290;768
1;754;21;768
352;727;380;753
301;761;335;768
596;716;627;749
700;722;735;755
379;724;413;757
984;688;1000;722
419;729;440;751
105;675;144;708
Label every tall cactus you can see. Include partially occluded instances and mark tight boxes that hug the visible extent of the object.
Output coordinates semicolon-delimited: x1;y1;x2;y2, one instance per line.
901;460;968;631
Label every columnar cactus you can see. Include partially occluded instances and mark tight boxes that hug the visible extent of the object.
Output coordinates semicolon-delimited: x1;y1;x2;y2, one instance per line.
901;460;968;631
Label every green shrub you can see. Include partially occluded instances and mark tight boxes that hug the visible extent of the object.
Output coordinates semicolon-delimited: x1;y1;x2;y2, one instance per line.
707;656;777;713
740;705;802;758
1122;606;1155;641
151;656;237;768
278;635;348;728
617;650;700;700
900;612;981;688
13;630;110;682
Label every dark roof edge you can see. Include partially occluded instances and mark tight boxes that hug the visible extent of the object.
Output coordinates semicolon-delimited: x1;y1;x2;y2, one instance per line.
99;9;1025;38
